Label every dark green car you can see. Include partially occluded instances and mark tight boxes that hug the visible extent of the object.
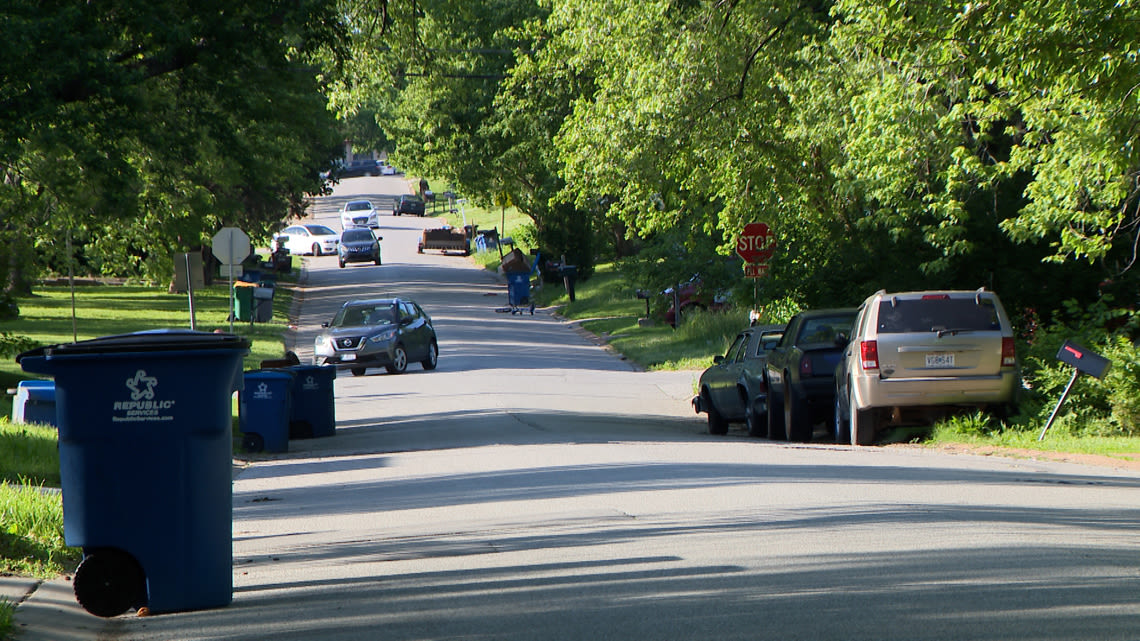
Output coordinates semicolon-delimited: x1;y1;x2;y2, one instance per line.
693;324;784;436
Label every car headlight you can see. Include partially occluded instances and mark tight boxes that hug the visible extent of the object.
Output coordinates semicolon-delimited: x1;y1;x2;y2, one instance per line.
315;335;332;350
369;329;397;343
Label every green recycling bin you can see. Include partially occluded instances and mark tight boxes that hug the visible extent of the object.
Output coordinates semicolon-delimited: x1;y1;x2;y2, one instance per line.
16;330;249;618
232;281;255;322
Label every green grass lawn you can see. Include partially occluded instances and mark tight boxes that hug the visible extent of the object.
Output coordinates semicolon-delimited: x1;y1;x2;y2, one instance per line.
0;281;294;416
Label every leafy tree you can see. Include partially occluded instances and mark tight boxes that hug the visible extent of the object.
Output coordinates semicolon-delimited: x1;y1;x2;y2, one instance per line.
0;1;347;287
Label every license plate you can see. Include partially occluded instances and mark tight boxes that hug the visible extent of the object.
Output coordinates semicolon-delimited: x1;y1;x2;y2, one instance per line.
926;352;954;368
341;353;356;361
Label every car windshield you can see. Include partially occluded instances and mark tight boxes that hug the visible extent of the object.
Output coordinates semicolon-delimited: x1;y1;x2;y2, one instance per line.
335;304;396;327
342;230;373;242
346;201;372;211
305;225;336;235
796;316;855;345
876;298;1001;333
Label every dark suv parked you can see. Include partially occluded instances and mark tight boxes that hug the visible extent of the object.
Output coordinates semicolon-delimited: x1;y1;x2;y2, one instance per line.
394;194;426;216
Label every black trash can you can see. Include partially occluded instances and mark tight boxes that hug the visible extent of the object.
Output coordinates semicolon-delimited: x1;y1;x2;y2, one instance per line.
239;370;293;453
16;330;249;618
283;365;336;439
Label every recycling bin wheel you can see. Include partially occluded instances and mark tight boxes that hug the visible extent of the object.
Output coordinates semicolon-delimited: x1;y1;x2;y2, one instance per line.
242;433;265;453
73;548;147;618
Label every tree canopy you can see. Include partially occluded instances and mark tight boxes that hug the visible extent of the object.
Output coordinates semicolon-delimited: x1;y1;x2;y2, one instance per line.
0;1;346;292
5;0;1138;321
332;0;1138;314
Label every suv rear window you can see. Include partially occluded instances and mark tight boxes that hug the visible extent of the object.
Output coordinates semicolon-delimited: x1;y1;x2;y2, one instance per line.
876;298;1001;333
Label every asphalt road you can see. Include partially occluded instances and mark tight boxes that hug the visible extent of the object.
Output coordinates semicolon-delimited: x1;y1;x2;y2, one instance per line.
8;175;1140;640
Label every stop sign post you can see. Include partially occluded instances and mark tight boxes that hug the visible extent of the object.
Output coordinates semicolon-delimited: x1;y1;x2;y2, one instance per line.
736;222;775;278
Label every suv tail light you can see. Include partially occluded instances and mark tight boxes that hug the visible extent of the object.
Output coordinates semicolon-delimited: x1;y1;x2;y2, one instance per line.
860;340;879;370
1001;337;1016;367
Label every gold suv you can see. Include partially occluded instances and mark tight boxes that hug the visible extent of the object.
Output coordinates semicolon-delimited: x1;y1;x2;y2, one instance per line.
835;288;1019;445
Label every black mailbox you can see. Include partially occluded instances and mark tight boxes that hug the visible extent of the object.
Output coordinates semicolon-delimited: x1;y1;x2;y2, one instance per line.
1056;340;1111;379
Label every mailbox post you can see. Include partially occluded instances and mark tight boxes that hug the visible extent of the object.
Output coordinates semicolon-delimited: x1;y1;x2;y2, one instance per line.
1038;340;1111;441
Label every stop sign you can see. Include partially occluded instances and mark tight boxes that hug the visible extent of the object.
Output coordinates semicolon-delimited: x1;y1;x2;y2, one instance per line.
736;222;775;264
211;227;250;265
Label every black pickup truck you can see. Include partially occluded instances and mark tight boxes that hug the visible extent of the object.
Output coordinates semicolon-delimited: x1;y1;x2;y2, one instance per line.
764;308;858;441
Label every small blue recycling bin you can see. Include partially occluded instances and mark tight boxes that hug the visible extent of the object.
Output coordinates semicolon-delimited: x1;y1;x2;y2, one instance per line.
283;365;336;439
239;370;294;453
12;380;56;426
506;272;530;306
16;330;249;618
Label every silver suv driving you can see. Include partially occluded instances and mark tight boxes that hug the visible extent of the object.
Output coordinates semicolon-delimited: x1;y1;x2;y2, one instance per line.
835;288;1019;445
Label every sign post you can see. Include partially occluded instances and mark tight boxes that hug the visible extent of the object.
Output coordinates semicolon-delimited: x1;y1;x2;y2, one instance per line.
211;227;251;333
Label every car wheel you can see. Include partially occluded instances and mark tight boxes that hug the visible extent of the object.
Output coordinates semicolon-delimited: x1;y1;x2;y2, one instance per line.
834;393;850;444
701;389;728;435
312;243;321;256
784;380;811;442
766;380;786;440
850;386;876;446
385;345;408;374
350;367;366;377
421;341;438;370
745;397;767;437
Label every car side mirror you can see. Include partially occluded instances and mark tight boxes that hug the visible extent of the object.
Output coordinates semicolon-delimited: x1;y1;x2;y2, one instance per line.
835;333;849;347
377;236;383;241
713;355;724;364
321;322;330;328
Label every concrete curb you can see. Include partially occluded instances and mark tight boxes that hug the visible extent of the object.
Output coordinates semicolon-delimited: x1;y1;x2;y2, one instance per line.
1;576;109;641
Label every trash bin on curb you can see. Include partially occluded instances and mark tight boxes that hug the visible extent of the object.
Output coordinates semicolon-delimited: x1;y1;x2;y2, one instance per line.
17;330;249;618
239;370;293;453
281;365;336;439
252;285;274;322
232;281;255;322
12;379;56;426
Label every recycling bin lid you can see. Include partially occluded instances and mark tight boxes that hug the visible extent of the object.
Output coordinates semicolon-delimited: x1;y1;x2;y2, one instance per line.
16;329;251;362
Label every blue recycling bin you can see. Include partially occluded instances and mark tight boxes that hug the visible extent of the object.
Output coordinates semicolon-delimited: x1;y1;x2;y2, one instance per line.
282;365;336;439
239;370;294;453
12;380;56;426
16;330;249;618
506;272;530;306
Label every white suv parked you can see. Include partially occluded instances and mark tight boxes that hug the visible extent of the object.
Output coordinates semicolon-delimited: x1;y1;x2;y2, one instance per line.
835;288;1019;445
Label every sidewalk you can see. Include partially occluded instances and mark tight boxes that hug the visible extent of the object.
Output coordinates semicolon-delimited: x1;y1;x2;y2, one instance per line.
0;576;105;641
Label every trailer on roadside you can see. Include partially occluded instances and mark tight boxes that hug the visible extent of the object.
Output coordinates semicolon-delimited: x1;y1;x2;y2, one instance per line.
418;226;472;256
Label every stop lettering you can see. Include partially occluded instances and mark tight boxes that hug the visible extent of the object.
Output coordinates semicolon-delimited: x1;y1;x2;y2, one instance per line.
736;223;775;264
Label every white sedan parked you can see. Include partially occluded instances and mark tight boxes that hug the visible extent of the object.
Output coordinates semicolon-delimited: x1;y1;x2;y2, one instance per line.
273;224;340;256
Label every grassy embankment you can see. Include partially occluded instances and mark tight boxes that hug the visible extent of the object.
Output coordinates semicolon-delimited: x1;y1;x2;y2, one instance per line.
0;273;296;632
